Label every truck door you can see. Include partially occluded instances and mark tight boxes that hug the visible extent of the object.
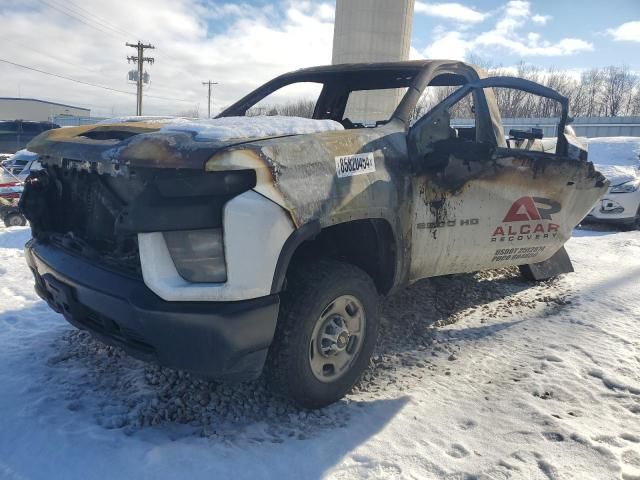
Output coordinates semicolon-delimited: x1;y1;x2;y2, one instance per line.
406;76;607;281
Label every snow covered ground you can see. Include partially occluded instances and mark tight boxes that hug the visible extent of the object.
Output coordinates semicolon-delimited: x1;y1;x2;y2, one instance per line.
588;136;640;186
0;226;639;480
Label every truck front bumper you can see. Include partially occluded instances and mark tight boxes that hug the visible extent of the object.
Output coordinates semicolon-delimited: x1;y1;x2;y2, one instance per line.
25;239;279;382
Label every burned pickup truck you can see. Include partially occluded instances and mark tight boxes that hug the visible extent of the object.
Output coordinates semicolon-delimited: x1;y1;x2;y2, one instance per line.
20;61;606;408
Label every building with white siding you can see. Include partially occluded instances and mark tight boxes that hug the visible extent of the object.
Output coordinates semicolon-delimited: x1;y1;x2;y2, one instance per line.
0;98;90;122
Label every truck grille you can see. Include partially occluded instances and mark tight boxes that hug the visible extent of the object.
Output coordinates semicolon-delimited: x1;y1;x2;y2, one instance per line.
22;163;253;279
40;167;143;277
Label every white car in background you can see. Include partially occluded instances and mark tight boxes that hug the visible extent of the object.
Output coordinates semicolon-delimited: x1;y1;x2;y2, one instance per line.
0;149;40;181
0;149;41;227
584;137;640;229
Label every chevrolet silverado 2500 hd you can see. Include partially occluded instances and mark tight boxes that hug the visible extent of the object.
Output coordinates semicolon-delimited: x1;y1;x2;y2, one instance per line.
20;61;607;408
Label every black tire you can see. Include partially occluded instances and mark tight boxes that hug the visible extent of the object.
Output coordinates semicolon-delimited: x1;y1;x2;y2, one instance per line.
267;259;380;409
4;213;26;227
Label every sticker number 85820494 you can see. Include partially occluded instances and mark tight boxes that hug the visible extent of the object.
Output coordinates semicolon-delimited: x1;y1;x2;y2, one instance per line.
335;152;376;178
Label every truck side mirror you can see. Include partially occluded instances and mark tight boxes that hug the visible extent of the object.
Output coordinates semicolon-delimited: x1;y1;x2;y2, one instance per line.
410;109;452;161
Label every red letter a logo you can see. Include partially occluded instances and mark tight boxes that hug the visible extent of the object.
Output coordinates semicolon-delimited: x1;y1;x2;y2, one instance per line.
503;197;541;222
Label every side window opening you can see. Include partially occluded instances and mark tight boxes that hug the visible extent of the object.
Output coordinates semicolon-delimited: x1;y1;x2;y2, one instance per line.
219;67;421;127
410;87;494;170
483;87;564;155
342;87;408;127
418;87;482;142
246;82;323;118
412;86;473;123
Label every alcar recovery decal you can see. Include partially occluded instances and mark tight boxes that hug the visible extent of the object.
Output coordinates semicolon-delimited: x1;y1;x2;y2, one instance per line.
491;196;561;243
335;152;375;178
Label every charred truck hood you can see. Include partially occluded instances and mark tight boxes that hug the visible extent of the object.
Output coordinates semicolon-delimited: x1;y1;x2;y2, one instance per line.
27;121;292;174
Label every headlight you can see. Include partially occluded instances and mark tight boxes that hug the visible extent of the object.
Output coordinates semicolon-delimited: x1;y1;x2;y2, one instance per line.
610;180;639;193
163;229;226;283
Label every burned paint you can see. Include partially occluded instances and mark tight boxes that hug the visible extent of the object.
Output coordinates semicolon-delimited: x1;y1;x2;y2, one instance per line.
204;124;408;231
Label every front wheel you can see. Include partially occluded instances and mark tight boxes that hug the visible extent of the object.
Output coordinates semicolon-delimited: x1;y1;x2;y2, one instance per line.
267;260;380;409
4;212;26;227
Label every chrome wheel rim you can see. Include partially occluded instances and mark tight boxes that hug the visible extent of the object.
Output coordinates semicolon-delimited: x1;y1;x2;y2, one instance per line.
309;294;366;383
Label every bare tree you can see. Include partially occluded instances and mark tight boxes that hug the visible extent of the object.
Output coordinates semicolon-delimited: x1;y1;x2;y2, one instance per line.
631;87;640;115
602;66;636;116
580;69;603;117
176;105;200;118
275;99;316;118
248;99;315;118
251;64;640;123
568;79;588;117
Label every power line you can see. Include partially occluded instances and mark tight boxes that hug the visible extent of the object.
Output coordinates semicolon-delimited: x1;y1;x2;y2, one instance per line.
60;0;132;38
36;0;126;42
40;0;181;64
47;0;130;39
0;36;99;76
0;57;194;103
24;2;190;105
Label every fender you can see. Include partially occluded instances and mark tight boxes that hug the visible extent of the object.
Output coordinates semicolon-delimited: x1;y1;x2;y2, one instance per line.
270;220;321;293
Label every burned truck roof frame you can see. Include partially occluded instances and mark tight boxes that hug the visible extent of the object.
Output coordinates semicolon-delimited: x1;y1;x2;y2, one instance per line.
219;60;478;126
219;60;574;157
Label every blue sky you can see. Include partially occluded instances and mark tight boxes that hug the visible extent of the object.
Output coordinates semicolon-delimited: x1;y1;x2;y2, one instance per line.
0;0;638;116
199;0;640;69
409;0;640;69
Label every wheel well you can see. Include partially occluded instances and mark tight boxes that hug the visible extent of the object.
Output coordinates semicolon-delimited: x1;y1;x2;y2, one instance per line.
286;219;396;294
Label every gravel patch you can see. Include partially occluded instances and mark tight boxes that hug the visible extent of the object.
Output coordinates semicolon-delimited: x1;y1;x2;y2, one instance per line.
44;266;572;441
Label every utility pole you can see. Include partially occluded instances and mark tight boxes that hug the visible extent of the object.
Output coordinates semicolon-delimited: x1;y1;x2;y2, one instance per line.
126;41;155;116
202;80;218;119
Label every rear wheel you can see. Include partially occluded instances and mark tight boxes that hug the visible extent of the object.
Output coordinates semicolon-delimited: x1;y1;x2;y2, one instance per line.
267;260;379;409
4;212;26;227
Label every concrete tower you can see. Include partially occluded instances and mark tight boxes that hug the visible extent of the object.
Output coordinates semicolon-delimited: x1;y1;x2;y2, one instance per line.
332;0;415;123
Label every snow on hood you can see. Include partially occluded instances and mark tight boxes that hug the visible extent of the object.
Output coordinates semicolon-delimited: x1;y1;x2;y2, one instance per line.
6;149;37;160
158;116;344;141
97;116;189;125
588;137;640;186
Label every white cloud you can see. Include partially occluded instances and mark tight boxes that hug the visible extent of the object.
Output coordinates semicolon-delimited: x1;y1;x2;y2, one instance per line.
409;46;426;60
503;0;530;17
0;0;335;117
315;3;336;22
494;0;529;34
414;2;489;23
607;21;640;42
423;31;470;60
532;14;551;25
527;32;540;44
204;3;258;20
422;1;592;60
